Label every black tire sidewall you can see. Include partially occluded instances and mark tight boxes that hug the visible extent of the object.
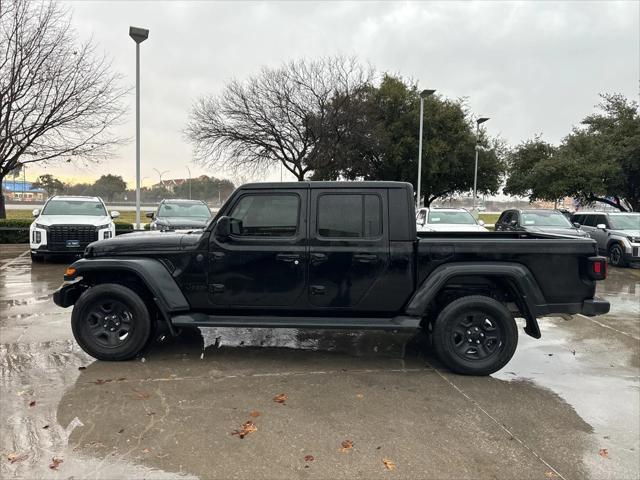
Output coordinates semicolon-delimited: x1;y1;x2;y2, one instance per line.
71;284;151;361
432;295;518;376
609;244;626;267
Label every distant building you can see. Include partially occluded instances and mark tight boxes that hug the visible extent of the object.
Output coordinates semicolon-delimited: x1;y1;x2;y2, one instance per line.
1;179;46;202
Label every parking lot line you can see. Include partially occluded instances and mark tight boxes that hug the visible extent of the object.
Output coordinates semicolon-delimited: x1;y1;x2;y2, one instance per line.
0;249;29;270
576;313;640;341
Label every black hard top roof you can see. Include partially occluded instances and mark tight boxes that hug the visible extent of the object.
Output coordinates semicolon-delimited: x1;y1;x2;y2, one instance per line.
240;181;411;190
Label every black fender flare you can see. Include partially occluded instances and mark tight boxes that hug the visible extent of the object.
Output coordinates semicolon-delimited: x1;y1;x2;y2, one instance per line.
405;262;547;339
59;257;190;335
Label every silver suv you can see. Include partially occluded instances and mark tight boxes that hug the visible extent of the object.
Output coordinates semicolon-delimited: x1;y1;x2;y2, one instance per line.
571;212;640;267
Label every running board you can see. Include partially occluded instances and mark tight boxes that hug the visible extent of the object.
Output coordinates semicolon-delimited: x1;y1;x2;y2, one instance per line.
171;313;421;331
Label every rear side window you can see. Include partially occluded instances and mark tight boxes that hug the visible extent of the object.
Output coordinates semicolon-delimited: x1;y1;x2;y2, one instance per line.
582;215;597;227
229;194;299;237
317;194;382;238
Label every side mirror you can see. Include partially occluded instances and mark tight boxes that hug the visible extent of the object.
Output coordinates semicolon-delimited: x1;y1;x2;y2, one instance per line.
146;212;154;219
32;208;40;217
572;222;581;228
596;223;607;230
478;220;485;226
215;216;242;239
110;210;120;219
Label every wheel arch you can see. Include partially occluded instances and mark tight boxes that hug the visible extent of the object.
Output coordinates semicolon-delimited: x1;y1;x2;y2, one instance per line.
64;258;189;336
405;262;546;339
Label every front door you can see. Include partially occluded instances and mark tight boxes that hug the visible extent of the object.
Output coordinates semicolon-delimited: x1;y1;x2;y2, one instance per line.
308;189;389;312
208;189;308;308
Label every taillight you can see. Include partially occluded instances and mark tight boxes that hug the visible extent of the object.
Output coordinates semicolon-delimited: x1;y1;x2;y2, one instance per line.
588;256;607;280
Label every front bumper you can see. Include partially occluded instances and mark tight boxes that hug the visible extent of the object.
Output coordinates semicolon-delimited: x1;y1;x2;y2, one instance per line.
53;279;85;308
581;297;611;317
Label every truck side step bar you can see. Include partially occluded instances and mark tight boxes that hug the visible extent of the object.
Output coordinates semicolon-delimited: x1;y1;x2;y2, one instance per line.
171;313;421;331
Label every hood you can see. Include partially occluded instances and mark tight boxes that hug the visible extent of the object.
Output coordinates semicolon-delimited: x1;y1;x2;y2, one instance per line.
420;223;487;232
153;217;208;229
33;215;112;227
525;226;588;237
85;230;203;257
611;229;640;238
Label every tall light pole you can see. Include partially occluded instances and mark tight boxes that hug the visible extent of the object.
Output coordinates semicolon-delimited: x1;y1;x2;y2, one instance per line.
129;26;149;230
473;117;490;213
186;166;192;199
153;168;169;185
417;89;435;208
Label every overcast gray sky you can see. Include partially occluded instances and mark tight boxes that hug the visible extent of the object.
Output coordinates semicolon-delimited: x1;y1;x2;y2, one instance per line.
38;0;638;186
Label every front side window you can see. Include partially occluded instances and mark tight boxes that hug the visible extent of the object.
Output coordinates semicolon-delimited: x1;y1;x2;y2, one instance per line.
42;200;106;216
317;194;382;238
229;194;299;237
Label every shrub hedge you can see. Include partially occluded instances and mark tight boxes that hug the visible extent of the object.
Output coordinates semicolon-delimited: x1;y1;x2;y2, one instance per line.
0;219;137;244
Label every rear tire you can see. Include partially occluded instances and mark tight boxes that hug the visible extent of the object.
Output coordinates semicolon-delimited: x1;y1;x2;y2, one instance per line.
71;284;152;361
432;295;518;376
608;243;627;268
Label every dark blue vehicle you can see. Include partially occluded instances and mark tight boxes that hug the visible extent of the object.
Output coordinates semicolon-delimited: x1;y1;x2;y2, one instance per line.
54;182;609;375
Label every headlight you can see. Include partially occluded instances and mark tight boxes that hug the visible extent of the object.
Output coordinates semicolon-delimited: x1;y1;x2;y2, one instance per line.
96;224;110;230
627;236;640;243
34;223;48;230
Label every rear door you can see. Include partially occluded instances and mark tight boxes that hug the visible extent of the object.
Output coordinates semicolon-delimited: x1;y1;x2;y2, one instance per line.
308;188;389;311
208;188;308;308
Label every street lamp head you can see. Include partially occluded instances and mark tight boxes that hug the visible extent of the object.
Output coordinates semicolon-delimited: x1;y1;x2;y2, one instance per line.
129;26;149;44
420;89;436;98
477;117;490;125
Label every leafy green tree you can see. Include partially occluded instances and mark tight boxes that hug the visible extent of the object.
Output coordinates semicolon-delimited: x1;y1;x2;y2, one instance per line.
32;174;65;196
505;94;639;211
92;174;127;202
311;75;505;206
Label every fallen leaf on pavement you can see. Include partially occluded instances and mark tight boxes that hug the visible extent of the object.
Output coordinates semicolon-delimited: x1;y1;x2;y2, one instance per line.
356;394;364;399
273;393;288;404
599;448;609;458
42;425;49;429
383;458;396;470
49;457;63;470
118;428;124;434
117;377;126;382
7;453;28;464
94;379;112;385
142;448;150;454
29;400;36;407
304;455;314;462
544;471;557;478
340;440;353;452
232;420;257;439
132;391;150;400
249;411;260;417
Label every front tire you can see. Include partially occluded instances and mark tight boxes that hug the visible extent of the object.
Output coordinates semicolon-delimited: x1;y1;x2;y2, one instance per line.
432;295;518;376
71;284;152;361
608;243;627;268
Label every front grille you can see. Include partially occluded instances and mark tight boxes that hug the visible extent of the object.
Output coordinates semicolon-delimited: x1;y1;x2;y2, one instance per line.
48;225;98;250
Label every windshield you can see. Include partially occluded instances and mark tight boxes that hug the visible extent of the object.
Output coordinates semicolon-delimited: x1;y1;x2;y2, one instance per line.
158;202;211;218
609;214;640;230
428;211;476;225
42;199;106;216
521;211;571;227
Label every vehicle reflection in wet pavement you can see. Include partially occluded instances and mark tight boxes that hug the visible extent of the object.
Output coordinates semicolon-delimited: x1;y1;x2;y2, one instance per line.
1;247;638;479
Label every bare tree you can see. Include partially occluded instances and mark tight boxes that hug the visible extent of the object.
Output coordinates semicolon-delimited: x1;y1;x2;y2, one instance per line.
186;56;373;181
0;0;128;218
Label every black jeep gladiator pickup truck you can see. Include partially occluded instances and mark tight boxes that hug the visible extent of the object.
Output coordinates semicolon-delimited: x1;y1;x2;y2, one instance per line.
54;182;610;375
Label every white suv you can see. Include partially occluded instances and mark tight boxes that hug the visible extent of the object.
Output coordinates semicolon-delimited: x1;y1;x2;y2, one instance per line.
30;196;119;262
416;207;488;232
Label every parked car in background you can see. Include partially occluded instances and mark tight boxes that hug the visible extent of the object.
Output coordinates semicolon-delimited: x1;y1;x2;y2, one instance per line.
416;207;487;232
30;196;118;262
495;209;589;238
571;211;640;267
147;199;212;231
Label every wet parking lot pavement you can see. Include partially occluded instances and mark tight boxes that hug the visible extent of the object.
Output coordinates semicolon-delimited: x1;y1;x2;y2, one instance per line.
0;244;638;479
